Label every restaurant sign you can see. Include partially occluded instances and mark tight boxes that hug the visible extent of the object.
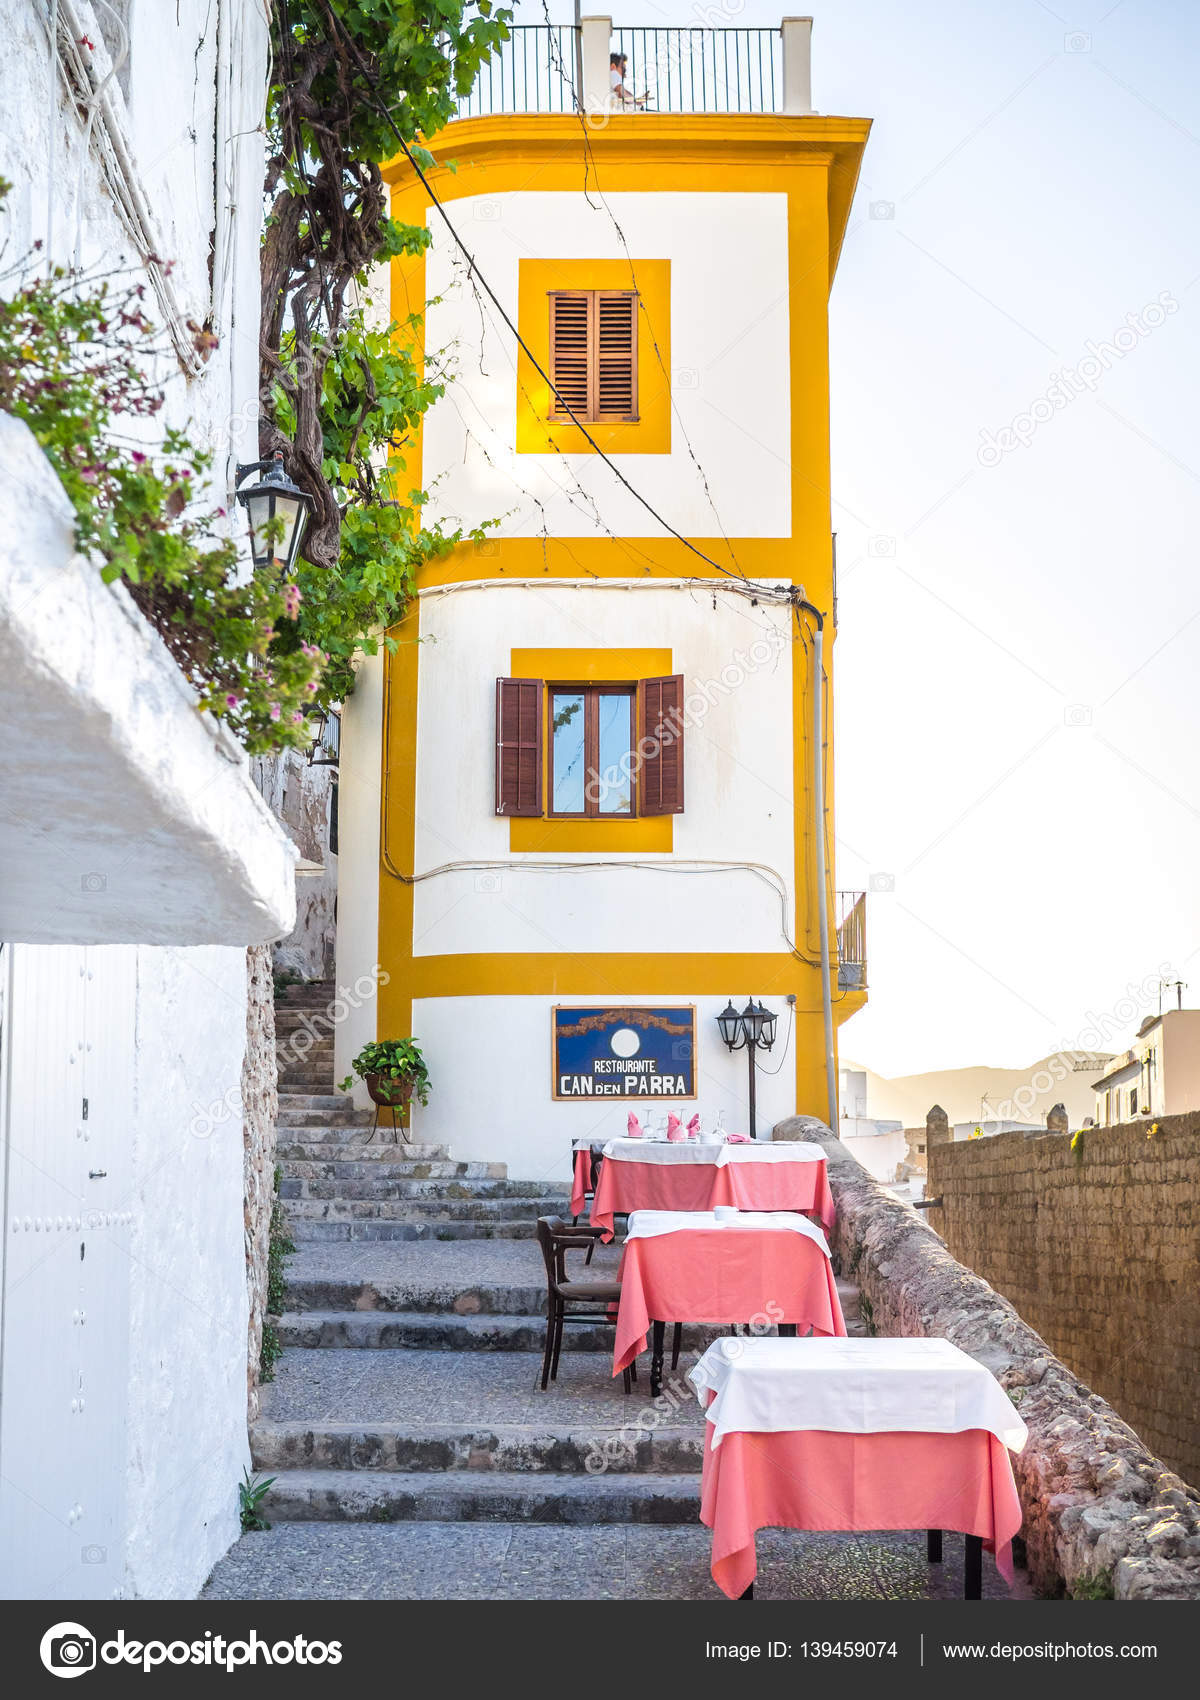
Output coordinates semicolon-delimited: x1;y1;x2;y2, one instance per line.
553;1006;696;1100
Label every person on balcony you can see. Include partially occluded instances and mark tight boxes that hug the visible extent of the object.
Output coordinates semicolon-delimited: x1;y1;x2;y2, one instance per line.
610;52;648;108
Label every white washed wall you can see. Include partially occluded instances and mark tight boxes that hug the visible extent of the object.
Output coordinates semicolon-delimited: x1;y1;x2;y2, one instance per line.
413;581;797;954
409;993;799;1181
420;190;791;540
0;0;273;1602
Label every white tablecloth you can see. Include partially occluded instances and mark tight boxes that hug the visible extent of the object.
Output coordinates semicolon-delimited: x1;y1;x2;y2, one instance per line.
688;1336;1028;1451
602;1139;826;1166
625;1210;830;1256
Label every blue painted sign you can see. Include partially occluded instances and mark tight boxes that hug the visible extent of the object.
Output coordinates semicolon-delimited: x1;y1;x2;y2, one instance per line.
553;1006;696;1099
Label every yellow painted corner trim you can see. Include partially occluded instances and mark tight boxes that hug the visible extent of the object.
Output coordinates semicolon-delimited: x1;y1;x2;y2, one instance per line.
400;952;812;998
516;259;671;456
509;646;673;852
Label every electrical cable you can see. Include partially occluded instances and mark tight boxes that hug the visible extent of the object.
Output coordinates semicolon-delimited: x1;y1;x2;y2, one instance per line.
321;9;773;594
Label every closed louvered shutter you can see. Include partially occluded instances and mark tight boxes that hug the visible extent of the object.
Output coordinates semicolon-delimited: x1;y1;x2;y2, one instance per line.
638;675;685;815
596;291;637;420
495;678;543;816
549;292;592;420
549;290;638;422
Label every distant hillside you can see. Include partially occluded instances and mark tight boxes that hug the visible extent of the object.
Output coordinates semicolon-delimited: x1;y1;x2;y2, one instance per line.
844;1051;1114;1131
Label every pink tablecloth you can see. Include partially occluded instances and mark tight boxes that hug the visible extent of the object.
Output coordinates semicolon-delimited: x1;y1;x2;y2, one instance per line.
569;1150;591;1217
590;1156;835;1240
700;1420;1023;1599
613;1230;846;1375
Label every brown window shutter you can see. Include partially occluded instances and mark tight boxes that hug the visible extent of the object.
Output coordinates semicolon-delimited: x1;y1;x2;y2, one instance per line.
495;678;543;816
638;674;685;815
549;290;638;423
595;291;638;421
549;291;593;420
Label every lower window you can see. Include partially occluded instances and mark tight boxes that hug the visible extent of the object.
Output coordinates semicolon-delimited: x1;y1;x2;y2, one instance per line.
551;686;634;817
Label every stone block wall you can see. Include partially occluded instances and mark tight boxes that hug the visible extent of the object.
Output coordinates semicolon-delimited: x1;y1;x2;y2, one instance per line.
926;1114;1200;1488
775;1116;1200;1599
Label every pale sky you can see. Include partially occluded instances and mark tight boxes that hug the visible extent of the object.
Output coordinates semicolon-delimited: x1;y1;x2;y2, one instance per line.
527;0;1200;1075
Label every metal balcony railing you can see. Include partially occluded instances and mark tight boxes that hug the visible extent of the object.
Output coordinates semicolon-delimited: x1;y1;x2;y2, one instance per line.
455;25;579;117
611;27;783;114
452;22;799;120
836;891;867;991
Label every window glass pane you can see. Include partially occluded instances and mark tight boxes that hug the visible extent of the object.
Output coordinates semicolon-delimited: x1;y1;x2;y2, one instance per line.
594;692;633;815
551;692;585;813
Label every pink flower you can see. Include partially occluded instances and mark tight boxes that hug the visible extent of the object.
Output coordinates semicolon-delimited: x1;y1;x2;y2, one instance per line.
283;583;302;618
131;451;147;466
292;711;304;724
269;704;281;721
225;693;240;709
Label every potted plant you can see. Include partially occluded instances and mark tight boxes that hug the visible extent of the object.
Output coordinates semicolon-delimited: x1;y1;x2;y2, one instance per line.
339;1039;431;1138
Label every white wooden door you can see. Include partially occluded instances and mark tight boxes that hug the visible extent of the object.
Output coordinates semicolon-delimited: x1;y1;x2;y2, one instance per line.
0;944;133;1601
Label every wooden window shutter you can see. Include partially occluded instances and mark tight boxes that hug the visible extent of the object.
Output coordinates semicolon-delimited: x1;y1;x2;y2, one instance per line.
495;678;543;816
595;291;637;421
549;290;638;423
638;675;685;815
549;292;592;421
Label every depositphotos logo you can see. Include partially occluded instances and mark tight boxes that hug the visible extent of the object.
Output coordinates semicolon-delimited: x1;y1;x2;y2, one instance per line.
39;1622;343;1676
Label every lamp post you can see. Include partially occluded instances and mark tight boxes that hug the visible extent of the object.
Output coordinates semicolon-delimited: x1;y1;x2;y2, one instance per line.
234;450;313;576
717;998;778;1138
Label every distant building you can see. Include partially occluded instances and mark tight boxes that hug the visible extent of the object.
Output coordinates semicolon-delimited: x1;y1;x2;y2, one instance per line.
838;1067;905;1182
1091;1009;1200;1124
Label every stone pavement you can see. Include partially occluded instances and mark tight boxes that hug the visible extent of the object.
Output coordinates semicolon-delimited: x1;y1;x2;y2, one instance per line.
205;1238;1031;1602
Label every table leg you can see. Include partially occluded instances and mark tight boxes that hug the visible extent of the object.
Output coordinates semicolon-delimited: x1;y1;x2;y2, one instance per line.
926;1529;942;1564
650;1320;666;1399
738;1584;754;1601
779;1323;797;1338
964;1535;982;1599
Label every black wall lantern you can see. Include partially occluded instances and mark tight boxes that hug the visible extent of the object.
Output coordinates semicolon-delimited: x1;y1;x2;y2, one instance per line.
235;450;313;576
717;997;779;1139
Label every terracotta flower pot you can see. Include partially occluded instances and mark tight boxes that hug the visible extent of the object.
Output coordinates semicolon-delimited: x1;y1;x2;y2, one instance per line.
364;1072;414;1111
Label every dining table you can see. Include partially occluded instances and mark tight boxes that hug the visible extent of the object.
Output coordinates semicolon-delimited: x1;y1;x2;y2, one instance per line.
588;1138;835;1240
612;1210;846;1393
689;1335;1027;1600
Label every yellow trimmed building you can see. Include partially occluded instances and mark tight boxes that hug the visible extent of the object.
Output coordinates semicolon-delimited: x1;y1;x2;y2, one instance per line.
336;18;871;1178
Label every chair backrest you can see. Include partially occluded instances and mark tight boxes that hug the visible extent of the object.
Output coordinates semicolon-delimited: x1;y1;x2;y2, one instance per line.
535;1215;569;1291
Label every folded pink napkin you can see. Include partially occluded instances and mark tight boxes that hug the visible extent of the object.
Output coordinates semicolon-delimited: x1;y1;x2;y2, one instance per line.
666;1113;685;1142
686;1114;701;1139
626;1112;643;1138
724;1132;751;1143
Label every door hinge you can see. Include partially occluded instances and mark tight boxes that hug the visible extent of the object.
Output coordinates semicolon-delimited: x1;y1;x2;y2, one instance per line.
81;1097;89;1121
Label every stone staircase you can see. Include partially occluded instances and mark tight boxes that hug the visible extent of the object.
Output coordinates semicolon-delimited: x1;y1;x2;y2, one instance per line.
273;981;570;1243
249;1237;865;1527
260;980;865;1539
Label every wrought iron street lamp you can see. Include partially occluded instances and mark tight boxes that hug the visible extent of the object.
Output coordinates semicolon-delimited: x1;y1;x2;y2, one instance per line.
717;997;778;1138
235;450;313;575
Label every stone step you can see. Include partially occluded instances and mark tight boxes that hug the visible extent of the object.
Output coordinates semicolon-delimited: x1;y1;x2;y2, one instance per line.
259;1469;701;1524
278;1106;373;1128
282;1197;557;1224
279;1159;507;1183
278;1178;565;1204
283;1274;548;1316
273;1309;721;1355
275;1140;453;1161
288;1219;534;1243
251;1422;704;1476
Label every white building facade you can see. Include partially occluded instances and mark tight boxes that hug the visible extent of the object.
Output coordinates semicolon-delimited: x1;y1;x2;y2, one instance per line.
0;1;288;1600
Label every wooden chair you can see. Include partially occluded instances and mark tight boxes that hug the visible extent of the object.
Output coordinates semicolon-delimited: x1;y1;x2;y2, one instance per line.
535;1215;636;1394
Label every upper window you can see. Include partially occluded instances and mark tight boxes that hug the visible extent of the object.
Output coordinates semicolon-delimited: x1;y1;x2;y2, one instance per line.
549;290;638;423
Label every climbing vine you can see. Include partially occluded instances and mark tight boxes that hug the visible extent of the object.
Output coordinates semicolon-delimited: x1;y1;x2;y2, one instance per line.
0;224;323;753
261;1;511;706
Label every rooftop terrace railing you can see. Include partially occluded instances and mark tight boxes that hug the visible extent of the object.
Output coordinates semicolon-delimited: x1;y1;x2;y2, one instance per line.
451;17;812;122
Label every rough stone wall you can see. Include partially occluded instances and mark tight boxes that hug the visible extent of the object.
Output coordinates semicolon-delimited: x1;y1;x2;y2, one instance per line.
775;1115;1200;1599
927;1114;1200;1489
243;944;279;1424
253;751;337;980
